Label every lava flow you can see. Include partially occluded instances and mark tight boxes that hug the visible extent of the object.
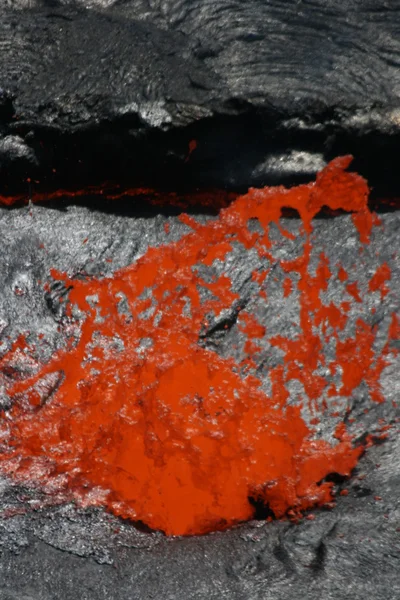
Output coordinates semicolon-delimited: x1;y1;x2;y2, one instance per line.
0;156;397;536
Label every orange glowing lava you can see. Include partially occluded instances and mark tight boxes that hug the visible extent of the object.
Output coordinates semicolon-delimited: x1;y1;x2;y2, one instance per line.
0;157;397;535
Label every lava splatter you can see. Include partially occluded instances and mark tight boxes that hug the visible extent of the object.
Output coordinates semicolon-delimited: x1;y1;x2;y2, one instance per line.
0;156;397;535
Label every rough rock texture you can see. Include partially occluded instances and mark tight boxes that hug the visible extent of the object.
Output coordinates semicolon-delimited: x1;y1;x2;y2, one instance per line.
0;198;399;599
0;0;400;193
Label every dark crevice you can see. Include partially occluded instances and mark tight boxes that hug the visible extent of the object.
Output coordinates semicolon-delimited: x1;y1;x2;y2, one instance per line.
45;282;73;321
317;472;351;486
248;496;276;521
199;301;248;342
355;432;388;446
308;540;326;573
131;520;159;535
272;540;296;574
352;485;373;498
1;188;398;221
1;109;400;200
35;193;228;219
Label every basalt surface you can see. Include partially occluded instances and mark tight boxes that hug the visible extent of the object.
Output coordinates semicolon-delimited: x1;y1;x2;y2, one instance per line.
0;0;400;195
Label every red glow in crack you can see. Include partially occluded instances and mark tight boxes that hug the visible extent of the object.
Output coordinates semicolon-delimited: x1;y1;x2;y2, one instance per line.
0;157;397;535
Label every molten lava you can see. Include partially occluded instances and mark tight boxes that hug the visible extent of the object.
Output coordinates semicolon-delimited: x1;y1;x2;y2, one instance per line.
0;156;397;535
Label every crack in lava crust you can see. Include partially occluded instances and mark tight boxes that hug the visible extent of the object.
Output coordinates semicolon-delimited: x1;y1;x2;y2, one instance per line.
0;156;398;536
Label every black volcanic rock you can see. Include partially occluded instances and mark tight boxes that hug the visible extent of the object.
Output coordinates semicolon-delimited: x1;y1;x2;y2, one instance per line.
0;0;399;193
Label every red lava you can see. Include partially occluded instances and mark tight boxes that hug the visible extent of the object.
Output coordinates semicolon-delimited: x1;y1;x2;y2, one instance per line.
0;156;397;535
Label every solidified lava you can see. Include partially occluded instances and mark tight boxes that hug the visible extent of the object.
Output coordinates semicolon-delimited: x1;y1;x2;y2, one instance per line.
0;157;397;536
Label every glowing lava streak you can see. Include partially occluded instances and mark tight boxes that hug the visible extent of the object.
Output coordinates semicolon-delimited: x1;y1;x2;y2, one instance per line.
0;157;397;535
